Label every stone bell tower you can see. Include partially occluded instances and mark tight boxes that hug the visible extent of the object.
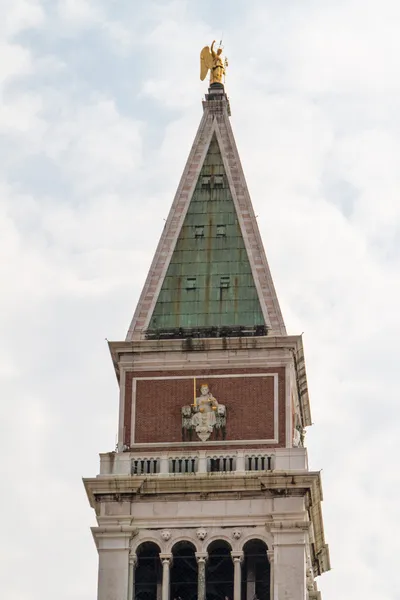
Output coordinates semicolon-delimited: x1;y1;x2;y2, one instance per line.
84;79;330;600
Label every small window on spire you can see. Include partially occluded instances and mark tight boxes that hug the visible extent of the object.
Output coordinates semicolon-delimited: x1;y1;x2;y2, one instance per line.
186;277;197;290
214;175;224;188
195;226;204;238
202;176;211;188
216;224;226;237
220;276;230;289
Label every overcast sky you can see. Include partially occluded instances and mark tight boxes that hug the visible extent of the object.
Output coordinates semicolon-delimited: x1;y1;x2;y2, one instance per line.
1;1;400;599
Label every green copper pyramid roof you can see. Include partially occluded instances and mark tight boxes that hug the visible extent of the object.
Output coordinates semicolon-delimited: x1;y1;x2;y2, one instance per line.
148;135;265;332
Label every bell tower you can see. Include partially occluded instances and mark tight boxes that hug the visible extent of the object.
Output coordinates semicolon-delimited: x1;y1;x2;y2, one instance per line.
84;73;330;600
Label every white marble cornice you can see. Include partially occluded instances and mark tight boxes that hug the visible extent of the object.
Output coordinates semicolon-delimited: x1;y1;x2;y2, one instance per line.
84;471;322;507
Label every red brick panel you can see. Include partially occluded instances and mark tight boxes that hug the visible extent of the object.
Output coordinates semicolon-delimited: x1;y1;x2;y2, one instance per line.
124;367;286;445
135;378;193;443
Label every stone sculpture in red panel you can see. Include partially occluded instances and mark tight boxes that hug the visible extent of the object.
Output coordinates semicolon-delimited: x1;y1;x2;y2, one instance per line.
182;382;226;442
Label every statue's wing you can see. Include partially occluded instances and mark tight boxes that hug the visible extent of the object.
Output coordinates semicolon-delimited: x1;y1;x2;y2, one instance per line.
200;46;212;81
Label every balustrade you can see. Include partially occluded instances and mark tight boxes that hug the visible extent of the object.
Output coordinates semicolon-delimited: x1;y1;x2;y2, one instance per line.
208;455;236;472
245;454;273;471
131;457;160;475
129;452;276;476
101;447;307;476
169;456;198;474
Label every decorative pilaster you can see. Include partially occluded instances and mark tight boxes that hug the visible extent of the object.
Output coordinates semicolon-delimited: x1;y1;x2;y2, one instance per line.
160;455;169;474
235;450;245;473
160;553;172;600
231;552;243;600
93;528;132;600
196;552;208;600
267;549;274;600
271;524;308;600
198;450;207;473
128;553;137;600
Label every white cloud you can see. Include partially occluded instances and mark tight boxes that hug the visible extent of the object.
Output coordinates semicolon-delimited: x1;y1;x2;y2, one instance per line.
1;0;45;36
57;0;100;26
56;0;133;50
41;97;144;192
0;41;33;84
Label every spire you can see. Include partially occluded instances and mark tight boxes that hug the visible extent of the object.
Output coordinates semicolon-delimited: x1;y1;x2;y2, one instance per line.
126;88;286;341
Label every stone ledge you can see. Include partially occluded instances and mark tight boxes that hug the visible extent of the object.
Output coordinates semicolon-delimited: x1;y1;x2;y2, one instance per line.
109;334;303;359
83;471;322;507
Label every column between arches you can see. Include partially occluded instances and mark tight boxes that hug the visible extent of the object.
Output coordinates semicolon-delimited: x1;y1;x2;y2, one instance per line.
231;552;244;600
196;552;208;600
160;553;173;600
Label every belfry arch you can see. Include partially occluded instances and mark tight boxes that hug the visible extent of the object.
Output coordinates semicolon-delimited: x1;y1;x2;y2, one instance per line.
242;540;270;600
170;541;198;600
206;539;234;600
135;542;162;600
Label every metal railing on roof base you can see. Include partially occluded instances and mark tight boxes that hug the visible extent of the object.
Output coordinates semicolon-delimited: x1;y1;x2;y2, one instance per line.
145;325;268;340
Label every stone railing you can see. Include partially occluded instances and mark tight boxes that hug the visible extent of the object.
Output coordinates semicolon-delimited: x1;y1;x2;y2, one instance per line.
245;454;273;471
131;457;160;475
208;455;236;473
169;456;198;474
99;447;308;476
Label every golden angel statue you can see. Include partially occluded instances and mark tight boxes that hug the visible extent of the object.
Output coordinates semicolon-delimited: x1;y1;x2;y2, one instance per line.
200;40;228;86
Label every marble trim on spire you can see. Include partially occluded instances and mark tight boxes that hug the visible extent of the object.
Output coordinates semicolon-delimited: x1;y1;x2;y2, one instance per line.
215;109;286;335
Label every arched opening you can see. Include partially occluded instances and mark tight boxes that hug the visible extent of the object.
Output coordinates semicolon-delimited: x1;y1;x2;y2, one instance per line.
135;542;162;600
206;540;234;600
170;541;198;600
242;540;270;600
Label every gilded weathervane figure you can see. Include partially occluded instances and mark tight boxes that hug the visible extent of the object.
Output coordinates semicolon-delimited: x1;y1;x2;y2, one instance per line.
200;40;228;86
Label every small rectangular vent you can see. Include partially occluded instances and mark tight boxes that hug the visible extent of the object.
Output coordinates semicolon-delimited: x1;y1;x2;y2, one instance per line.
220;276;230;289
213;175;224;188
216;224;226;237
201;175;223;189
186;277;197;290
195;226;204;238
